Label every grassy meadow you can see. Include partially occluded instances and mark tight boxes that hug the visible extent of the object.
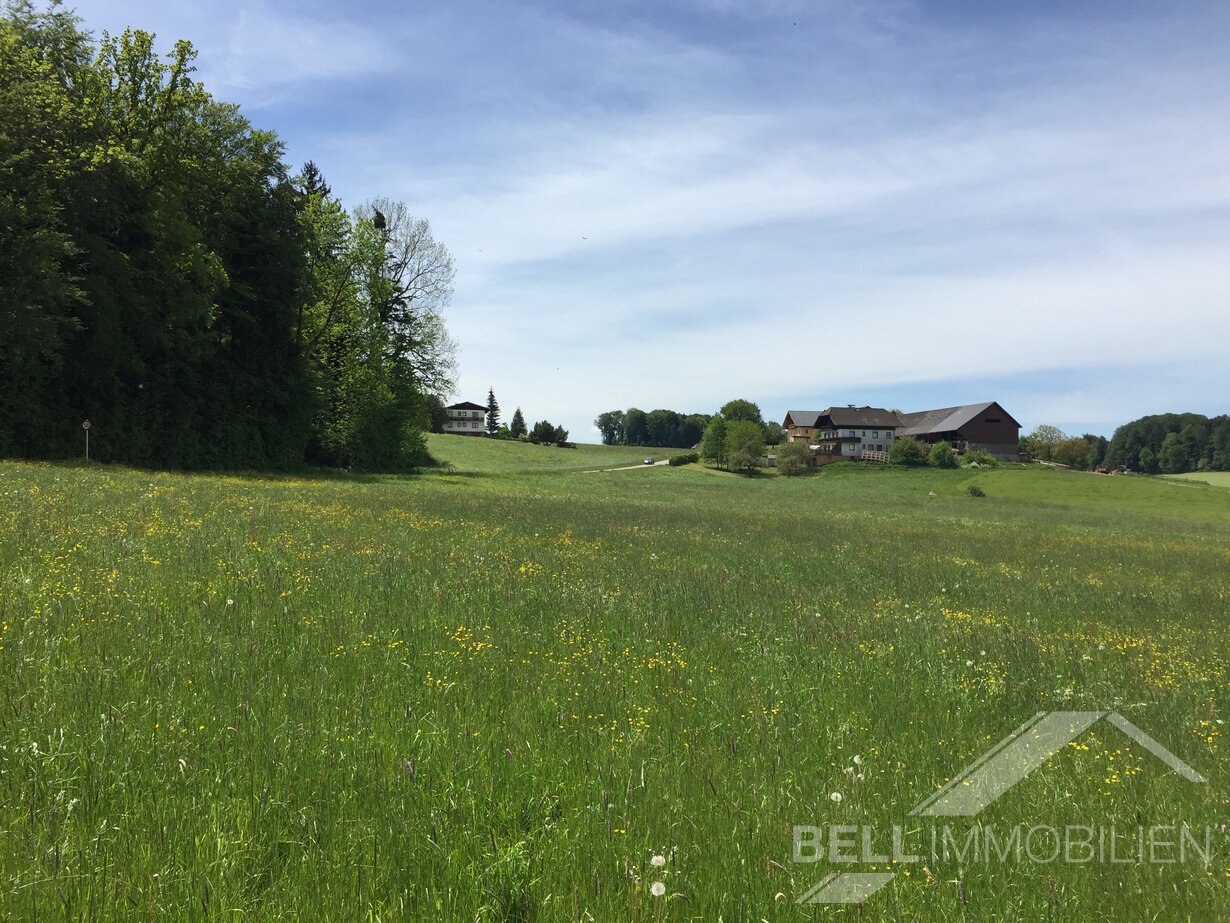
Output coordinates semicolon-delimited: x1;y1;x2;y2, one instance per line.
1;437;1228;920
1161;471;1230;489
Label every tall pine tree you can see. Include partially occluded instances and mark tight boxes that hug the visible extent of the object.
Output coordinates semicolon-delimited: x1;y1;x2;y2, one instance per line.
485;388;500;436
509;407;526;438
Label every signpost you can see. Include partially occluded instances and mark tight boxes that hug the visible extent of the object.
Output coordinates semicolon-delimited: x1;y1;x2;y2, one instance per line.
83;419;91;460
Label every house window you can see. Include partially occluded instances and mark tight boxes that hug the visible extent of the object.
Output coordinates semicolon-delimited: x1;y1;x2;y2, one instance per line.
872;431;879;438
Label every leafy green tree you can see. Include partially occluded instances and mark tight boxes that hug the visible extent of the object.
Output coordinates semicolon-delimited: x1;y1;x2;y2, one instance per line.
699;417;728;467
509;407;527;439
726;420;764;473
553;424;570;447
1024;424;1066;462
424;394;448;433
890;435;929;466
623;408;648;446
1080;433;1108;468
763;423;785;445
485;388;500;436
0;6;455;472
929;440;958;468
720;399;763;424
0;5;87;456
1159;432;1187;474
776;441;809;476
1138;446;1157;473
594;410;623;445
1052;438;1094;469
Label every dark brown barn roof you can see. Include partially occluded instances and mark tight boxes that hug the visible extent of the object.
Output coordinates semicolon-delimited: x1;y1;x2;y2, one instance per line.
447;401;488;411
897;401;1020;436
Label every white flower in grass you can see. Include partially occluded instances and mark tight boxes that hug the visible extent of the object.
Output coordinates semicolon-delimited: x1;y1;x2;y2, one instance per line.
650;881;666;897
650;854;666;868
852;754;862;767
830;791;842;803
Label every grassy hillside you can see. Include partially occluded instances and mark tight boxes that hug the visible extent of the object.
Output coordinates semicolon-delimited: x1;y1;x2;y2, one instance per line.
1;450;1227;920
426;433;677;473
1161;470;1230;489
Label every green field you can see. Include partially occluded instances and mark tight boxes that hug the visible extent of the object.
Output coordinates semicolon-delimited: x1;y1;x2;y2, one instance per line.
1162;471;1230;489
1;443;1228;920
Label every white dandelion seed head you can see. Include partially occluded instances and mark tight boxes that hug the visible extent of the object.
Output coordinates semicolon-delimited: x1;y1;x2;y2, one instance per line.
650;881;666;897
966;659;974;667
852;754;862;767
830;791;842;803
650;854;665;868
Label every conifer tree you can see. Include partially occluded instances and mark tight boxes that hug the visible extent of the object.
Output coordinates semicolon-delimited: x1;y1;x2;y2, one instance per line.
485;388;500;436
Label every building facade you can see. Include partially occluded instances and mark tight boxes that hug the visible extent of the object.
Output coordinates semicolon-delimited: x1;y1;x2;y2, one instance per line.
896;401;1020;459
813;407;900;458
444;401;487;436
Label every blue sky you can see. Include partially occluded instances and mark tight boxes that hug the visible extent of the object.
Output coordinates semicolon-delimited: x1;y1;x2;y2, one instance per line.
75;0;1230;440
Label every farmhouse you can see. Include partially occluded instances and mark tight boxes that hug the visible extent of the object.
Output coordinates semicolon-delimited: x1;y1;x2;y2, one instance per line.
896;401;1021;459
812;407;900;458
783;410;822;444
443;401;487;436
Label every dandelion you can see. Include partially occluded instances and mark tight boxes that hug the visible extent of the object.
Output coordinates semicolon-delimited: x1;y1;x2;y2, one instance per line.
650;854;666;868
830;791;842;803
965;659;974;667
650;881;666;897
853;754;862;767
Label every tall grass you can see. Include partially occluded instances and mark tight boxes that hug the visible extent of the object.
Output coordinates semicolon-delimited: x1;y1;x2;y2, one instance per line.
0;452;1227;920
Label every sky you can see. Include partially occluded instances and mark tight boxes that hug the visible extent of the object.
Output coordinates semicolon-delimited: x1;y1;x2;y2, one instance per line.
73;0;1230;441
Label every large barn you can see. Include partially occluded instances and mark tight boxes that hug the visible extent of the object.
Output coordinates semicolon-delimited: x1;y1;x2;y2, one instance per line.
895;401;1021;459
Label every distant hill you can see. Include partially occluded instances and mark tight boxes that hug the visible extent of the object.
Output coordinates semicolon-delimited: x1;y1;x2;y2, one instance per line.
1105;412;1229;473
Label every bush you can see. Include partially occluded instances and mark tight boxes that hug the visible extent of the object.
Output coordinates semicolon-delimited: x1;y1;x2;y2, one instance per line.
929;440;958;468
962;449;999;468
890;435;929;466
966;484;986;497
775;442;810;476
725;420;764;473
668;452;699;466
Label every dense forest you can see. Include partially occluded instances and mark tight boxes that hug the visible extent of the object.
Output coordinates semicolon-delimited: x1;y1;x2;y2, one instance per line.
1104;413;1230;474
0;3;455;470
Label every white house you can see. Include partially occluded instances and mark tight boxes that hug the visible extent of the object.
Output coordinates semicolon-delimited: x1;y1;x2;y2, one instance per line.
444;401;487;436
812;407;900;458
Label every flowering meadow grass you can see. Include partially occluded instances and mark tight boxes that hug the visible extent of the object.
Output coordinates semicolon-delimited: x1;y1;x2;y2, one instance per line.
1;439;1228;920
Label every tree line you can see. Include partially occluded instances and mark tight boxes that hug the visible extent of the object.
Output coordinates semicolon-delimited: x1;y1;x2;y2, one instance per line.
1022;414;1229;473
595;399;783;449
1;3;456;470
1105;413;1230;474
